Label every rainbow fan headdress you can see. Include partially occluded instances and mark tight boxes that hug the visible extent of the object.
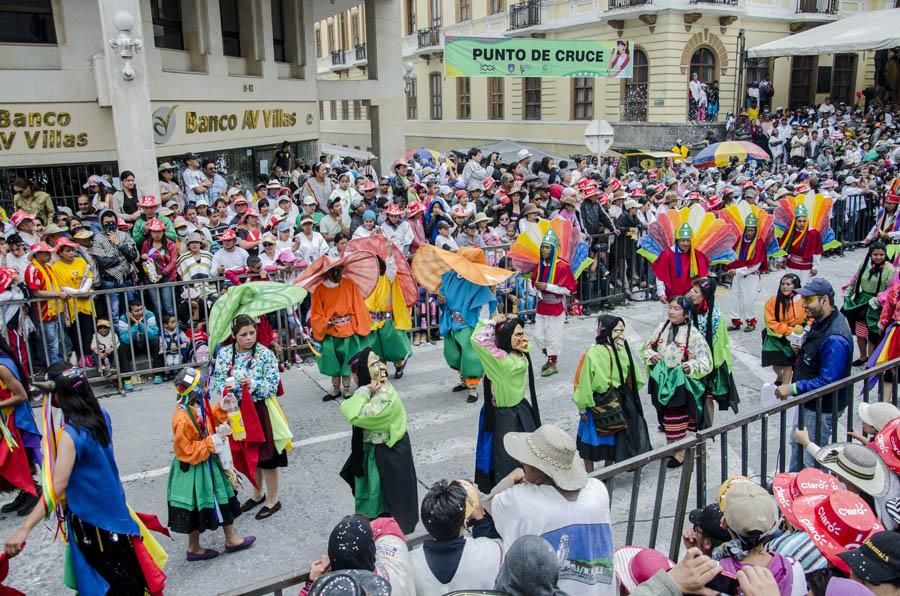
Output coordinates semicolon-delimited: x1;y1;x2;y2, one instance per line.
719;202;784;260
638;204;739;268
507;217;592;280
773;192;840;252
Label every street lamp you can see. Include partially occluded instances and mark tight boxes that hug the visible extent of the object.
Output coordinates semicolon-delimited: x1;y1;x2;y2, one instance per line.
108;10;143;81
402;62;416;95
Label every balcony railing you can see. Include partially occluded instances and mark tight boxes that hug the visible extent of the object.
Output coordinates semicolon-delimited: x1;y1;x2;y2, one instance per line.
417;26;441;49
607;0;652;9
508;0;541;30
690;0;738;4
354;43;367;61
330;49;346;66
795;0;838;13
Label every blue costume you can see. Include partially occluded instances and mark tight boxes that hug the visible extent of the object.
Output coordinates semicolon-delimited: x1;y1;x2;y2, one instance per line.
440;271;497;388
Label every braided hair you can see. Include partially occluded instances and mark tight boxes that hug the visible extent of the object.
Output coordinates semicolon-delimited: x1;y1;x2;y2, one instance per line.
775;273;802;322
851;240;888;299
652;296;694;362
691;277;718;349
597;314;638;391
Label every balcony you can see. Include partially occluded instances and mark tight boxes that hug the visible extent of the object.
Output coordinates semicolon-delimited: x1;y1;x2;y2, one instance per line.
509;0;542;30
796;0;838;12
607;0;652;9
417;26;442;49
331;49;347;67
355;43;367;62
690;0;738;4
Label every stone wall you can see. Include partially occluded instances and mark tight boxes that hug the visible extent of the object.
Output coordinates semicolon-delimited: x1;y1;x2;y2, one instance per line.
611;122;727;151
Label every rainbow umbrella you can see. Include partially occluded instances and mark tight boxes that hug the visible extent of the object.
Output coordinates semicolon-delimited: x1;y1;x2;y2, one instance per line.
405;147;441;163
691;141;770;169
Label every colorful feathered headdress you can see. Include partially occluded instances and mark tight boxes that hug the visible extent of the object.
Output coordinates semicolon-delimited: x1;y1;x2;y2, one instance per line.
719;202;783;260
507;217;592;280
638;205;739;272
773;193;839;252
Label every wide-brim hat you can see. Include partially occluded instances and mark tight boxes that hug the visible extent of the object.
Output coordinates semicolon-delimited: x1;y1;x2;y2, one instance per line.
614;547;674;593
816;441;889;498
29;241;56;254
218;229;237;241
859;402;900;433
521;203;540;217
146;218;166;232
406;200;425;217
266;179;282;190
503;425;588;491
792;491;882;573
561;195;578;207
482;177;496;191
53;237;79;249
73;229;94;240
623;199;640;210
772;468;842;528
43;223;67;236
157;162;175;172
871;417;900;475
139;195;159;208
385;203;403;216
473;212;491;224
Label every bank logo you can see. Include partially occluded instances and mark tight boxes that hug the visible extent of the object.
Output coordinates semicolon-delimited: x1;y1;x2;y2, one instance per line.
152;105;177;144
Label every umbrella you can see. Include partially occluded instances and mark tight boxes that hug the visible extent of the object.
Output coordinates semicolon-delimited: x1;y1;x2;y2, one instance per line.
405;148;441;163
207;281;308;350
293;251;380;297
862;149;880;162
342;235;418;306
691;141;770;169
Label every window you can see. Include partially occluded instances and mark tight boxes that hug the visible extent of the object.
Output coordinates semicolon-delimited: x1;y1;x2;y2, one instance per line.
430;73;443;120
341;100;349;120
816;66;833;94
327;22;335;53
523;77;541;120
458;0;471;21
745;58;770;88
353;100;363;120
339;13;347;48
689;48;716;86
319;101;324;121
430;0;442;27
271;0;286;62
457;77;471;119
831;54;856;105
330;100;337;120
150;0;184;50
488;78;504;120
315;28;322;58
350;14;360;46
406;0;416;35
406;78;418;120
220;0;241;57
622;49;649;121
489;0;506;14
789;55;815;110
0;0;57;43
572;77;594;120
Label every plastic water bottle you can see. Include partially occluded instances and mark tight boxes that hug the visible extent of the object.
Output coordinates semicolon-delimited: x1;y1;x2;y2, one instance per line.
223;377;246;440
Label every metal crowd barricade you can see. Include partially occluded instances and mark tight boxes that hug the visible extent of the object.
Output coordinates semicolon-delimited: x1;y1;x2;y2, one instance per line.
220;355;900;596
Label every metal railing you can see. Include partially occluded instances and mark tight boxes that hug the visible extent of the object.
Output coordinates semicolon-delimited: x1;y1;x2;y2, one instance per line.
222;330;900;595
416;26;442;49
795;0;839;13
330;49;346;66
354;43;367;62
690;0;738;5
508;0;541;29
607;0;653;9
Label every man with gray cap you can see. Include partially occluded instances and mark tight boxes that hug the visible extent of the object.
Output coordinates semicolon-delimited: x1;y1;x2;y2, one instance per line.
775;278;852;470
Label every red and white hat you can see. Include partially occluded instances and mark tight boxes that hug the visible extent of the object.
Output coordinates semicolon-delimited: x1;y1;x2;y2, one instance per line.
613;547;674;593
451;205;467;218
30;241;56;254
606;178;622;193
117;217;132;230
139;195;159;208
871;417;900;474
0;268;16;294
218;229;237;241
772;468;842;528
54;237;79;249
241;208;260;221
792;490;883;573
233;196;249;206
630;187;646;198
482;177;496;191
575;177;592;191
583;184;600;200
722;187;734;196
406;200;425;217
794;183;812;194
146;218;166;232
10;210;34;228
597;192;610;206
704;195;723;212
385;203;404;216
362;180;377;192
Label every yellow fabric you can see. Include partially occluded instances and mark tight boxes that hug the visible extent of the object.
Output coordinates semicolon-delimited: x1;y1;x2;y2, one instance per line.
365;276;412;331
30;259;62;319
51;258;94;316
265;397;294;454
128;506;169;570
390;278;411;331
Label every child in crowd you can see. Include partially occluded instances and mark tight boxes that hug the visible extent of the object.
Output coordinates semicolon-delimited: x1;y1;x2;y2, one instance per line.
160;315;190;371
90;319;119;377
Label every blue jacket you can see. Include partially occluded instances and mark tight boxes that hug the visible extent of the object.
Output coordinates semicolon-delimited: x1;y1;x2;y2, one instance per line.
116;310;160;344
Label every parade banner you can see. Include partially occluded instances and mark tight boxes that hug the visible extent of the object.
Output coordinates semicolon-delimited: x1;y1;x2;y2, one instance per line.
444;36;633;79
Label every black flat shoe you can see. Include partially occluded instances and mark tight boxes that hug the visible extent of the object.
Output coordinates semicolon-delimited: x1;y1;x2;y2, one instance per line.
241;495;266;512
255;501;281;520
666;457;684;469
1;491;26;513
852;359;866;367
322;392;339;402
451;383;468;392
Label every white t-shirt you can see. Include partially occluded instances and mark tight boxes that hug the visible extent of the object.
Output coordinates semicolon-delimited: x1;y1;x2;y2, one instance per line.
183;168;208;205
491;479;615;596
210;246;249;273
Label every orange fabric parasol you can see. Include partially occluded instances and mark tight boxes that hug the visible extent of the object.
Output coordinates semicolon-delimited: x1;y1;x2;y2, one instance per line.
411;245;513;293
293;251;380;297
342;236;419;306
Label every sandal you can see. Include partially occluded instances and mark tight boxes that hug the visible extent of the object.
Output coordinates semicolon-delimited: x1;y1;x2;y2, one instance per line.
255;501;281;520
241;495;266;512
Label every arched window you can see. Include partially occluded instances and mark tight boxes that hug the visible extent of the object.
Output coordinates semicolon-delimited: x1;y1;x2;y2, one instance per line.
622;49;649;121
690;48;716;85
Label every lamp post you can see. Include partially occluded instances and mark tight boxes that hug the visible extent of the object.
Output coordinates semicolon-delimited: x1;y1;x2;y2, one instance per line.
107;10;143;81
584;120;615;167
402;62;416;95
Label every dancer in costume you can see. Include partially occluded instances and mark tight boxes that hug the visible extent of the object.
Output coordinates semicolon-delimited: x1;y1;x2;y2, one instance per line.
641;297;712;467
573;315;650;471
167;368;255;561
411;245;513;403
638;204;737;304
470;314;540;493
687;277;740;422
720;204;780;332
507;218;590;377
339;348;419;534
842;242;894;365
297;252;377;400
773;192;839;285
344;236;418;379
211;314;293;520
864;179;900;260
5;364;168;595
0;336;39;516
762;273;806;387
871;276;900;391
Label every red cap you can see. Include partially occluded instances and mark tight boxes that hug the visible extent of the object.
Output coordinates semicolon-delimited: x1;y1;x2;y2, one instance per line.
455;189;468;199
362;180;376;191
233;196;249;205
218;229;237;241
871;417;900;474
791;490;882;572
146;218;166;232
772;468;842;528
385;203;403;216
242;209;260;221
550;184;563;200
482;177;496;191
30;241;56;254
139;195;159;208
54;237;79;249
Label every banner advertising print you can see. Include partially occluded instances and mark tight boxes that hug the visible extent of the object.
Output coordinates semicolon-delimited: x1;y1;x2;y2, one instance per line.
444;36;633;79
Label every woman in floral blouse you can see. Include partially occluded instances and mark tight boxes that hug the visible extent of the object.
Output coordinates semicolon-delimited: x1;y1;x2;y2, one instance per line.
641;296;712;467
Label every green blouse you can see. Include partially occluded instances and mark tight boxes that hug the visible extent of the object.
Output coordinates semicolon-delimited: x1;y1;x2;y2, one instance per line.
470;320;528;408
572;344;644;411
339;383;408;447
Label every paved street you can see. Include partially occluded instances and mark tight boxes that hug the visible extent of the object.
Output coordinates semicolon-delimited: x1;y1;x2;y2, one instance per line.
1;252;858;595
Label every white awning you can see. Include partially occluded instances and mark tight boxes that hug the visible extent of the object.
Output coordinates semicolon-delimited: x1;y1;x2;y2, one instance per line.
320;143;372;161
747;9;900;58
